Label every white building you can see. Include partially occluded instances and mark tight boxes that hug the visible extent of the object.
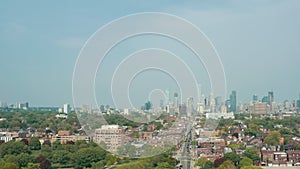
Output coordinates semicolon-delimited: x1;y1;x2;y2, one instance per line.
63;103;70;114
206;112;234;119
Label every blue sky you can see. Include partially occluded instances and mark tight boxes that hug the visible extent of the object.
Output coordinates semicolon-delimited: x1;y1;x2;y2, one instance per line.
1;1;300;107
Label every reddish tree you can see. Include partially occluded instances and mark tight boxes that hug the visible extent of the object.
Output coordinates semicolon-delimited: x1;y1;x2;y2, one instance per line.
42;139;51;147
66;140;75;145
37;155;51;169
214;157;227;168
20;138;29;145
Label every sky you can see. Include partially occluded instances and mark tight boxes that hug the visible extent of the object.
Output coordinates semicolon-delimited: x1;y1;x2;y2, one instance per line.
0;0;300;107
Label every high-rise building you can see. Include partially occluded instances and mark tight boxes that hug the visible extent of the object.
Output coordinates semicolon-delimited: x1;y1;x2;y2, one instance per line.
284;100;291;110
268;91;274;104
230;91;237;113
225;99;231;113
165;89;170;104
186;97;194;117
253;95;258;103
215;96;222;111
297;94;300;109
63;103;70;114
0;102;7;108
268;91;274;111
262;96;268;103
144;101;152;110
179;103;187;117
173;93;179;108
197;84;202;103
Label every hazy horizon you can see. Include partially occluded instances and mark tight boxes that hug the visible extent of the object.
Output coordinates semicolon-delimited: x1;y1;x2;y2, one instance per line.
1;1;300;107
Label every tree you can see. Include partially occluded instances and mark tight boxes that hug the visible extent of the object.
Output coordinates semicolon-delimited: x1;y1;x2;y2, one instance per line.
1;163;18;169
29;137;41;150
0;140;30;157
37;156;51;169
218;160;236;169
241;166;263;169
244;147;260;162
195;157;208;168
72;147;106;169
203;161;215;169
155;162;174;169
21;163;40;169
214;157;227;168
16;153;35;168
51;140;61;150
20;139;29;145
244;124;261;137
91;161;106;169
239;157;253;168
264;131;280;146
224;152;240;165
50;150;71;165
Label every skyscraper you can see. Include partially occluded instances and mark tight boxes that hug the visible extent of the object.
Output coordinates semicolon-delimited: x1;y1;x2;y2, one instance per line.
297;94;300;108
230;91;237;113
268;91;274;104
186;97;194;117
174;92;179;108
63;103;70;114
262;96;268;103
268;91;274;111
253;94;258;103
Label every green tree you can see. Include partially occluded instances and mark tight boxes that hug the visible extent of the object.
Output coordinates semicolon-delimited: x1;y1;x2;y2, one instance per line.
218;160;236;169
0;140;30;157
264;131;280;146
155;162;174;169
1;163;18;169
16;153;35;168
3;155;18;165
50;150;71;165
29;137;41;150
203;161;215;169
244;147;260;162
195;157;208;168
241;166;263;169
239;157;253;168
21;163;40;169
91;161;106;169
244;124;261;137
72;147;106;169
224;152;240;165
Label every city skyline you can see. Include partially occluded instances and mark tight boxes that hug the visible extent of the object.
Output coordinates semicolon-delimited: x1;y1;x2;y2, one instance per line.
1;89;300;109
1;1;300;106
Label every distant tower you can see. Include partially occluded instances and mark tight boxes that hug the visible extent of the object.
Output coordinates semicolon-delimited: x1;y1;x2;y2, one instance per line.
268;91;274;111
262;96;268;103
186;97;194;117
174;92;179;108
165;89;170;104
230;91;237;113
268;91;274;104
63;103;70;114
197;84;202;103
209;92;216;112
297;94;300;108
253;94;258;103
